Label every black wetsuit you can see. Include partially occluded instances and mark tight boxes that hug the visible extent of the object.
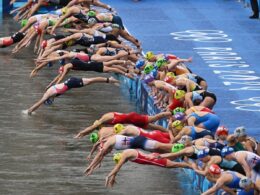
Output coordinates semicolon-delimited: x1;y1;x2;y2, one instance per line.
71;58;104;72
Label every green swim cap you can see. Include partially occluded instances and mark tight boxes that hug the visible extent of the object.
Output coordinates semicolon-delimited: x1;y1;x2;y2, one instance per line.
155;57;167;69
21;19;28;27
144;63;154;74
48;19;56;26
173;107;186;115
171;143;185;153
89;132;99;143
87;10;96;17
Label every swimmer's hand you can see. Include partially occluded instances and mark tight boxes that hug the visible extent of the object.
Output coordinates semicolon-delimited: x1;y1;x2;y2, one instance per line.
187;57;192;63
74;132;84;139
84;166;94;176
30;70;38;78
105;175;116;188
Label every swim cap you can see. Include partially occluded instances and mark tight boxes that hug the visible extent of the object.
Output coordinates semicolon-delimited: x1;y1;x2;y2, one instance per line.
63;23;71;28
44;98;53;105
145;51;154;60
151;69;158;78
164;76;175;84
174;112;185;121
61;7;68;15
171;143;185;153
208;164;221;175
164;72;176;83
172;120;184;131
234;126;246;137
166;72;176;78
144;73;155;84
143;63;154;74
174;90;186;99
216;126;229;136
113;153;122;164
88;18;97;25
89;132;99;143
155;58;167;69
221;146;234;157
179;135;192;144
192;91;203;102
114;124;125;134
197;148;210;159
21;19;28;27
87;10;96;17
173;107;185;115
239;177;252;189
48;19;55;26
41;40;47;49
135;60;145;69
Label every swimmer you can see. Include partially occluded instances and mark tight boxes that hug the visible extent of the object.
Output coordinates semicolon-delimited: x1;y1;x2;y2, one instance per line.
202;164;246;195
186;111;220;133
75;111;172;138
193;148;245;176
234;126;260;155
221;147;260;184
24;76;119;115
170;120;214;143
185;90;217;109
84;135;175;175
105;149;190;187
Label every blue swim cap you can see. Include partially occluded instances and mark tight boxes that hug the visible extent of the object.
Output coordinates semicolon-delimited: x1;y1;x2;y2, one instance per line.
221;146;234;157
197;148;210;159
192;91;203;102
151;69;158;78
135;60;145;69
44;98;53;105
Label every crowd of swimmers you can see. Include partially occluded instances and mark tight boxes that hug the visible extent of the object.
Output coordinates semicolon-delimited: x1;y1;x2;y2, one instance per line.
1;0;260;194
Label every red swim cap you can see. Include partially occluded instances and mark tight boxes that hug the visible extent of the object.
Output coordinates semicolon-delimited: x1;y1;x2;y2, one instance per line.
208;164;221;175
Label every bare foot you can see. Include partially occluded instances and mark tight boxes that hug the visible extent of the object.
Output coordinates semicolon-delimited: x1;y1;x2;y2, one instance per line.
109;76;120;86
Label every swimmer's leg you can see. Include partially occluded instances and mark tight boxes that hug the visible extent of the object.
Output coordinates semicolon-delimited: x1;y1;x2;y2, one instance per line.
75;112;114;138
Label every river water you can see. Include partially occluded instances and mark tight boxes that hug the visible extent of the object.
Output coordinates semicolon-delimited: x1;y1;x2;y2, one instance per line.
0;16;198;195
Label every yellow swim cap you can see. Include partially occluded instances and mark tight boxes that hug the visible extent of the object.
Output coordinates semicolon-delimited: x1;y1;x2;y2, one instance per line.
174;90;186;99
172;120;184;131
145;51;154;60
113;153;122;164
114;123;125;134
166;72;176;78
61;7;68;15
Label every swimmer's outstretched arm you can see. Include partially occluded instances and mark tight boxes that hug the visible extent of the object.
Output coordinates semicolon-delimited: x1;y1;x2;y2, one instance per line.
50;34;77;47
85;141;112;175
27;89;53;115
147;123;168;132
168;57;192;71
87;141;101;161
38;44;62;61
38;53;73;63
50;10;76;34
105;155;128;188
27;0;43;18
